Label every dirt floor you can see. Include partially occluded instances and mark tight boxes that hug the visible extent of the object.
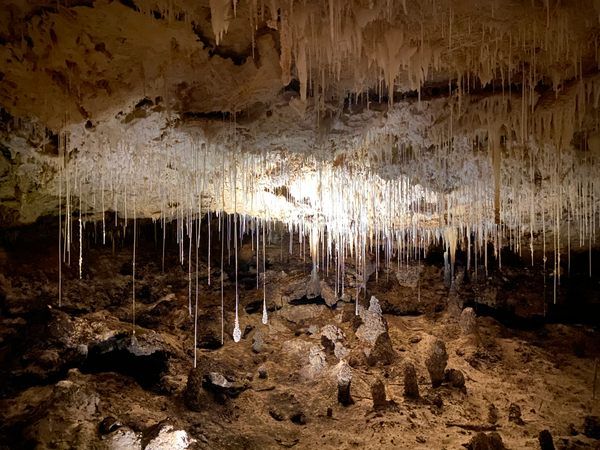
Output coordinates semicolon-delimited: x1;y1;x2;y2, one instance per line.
0;220;599;449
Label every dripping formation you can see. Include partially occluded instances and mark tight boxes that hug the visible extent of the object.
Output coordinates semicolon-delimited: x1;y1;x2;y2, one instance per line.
0;0;596;352
0;2;599;446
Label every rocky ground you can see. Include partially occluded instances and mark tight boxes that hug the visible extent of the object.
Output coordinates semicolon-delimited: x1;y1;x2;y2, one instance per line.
0;219;599;450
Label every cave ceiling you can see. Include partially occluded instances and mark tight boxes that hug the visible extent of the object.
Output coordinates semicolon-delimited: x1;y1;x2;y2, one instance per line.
0;0;598;254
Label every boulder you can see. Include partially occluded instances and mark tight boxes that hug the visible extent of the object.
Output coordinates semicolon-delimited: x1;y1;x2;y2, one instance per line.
143;422;195;450
465;432;506;450
252;331;264;353
320;280;338;307
444;368;466;391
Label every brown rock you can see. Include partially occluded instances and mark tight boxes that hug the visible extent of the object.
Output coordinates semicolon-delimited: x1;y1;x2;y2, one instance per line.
336;361;354;406
508;403;525;425
465;432;506;450
460;307;478;335
425;338;448;388
403;362;419;399
583;415;600;439
444;368;466;391
488;403;499;424
366;331;396;366
371;378;387;410
538;429;555;450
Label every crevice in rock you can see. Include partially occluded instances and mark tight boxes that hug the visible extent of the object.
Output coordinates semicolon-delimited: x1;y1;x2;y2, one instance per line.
288;295;326;306
464;300;545;330
118;0;139;13
182;111;232;121
191;22;251;66
79;334;168;390
244;300;280;315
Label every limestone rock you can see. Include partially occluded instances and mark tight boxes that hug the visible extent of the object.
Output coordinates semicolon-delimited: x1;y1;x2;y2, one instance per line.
460;307;478;335
355;296;396;366
333;342;350;360
583;415;600;439
371;378;387;410
538;429;555;450
403;362;420;399
320;280;338;307
143;423;195;450
444;368;466;391
395;265;423;288
202;372;248;400
365;332;396;366
508;403;525;425
465;432;506;450
320;324;350;360
258;365;268;379
279;304;324;324
252;331;265;353
302;345;327;379
425;338;448;388
99;417;122;435
105;427;142;450
356;303;386;344
335;361;354;406
321;324;345;343
185;365;247;409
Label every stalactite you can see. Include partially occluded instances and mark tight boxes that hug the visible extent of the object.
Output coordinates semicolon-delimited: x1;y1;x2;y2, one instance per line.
132;195;137;336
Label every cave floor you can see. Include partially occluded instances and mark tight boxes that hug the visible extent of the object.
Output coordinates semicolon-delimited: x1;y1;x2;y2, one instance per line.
0;234;599;450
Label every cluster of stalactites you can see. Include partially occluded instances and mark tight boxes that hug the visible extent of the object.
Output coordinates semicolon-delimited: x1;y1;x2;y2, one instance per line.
191;0;599;107
126;0;598;107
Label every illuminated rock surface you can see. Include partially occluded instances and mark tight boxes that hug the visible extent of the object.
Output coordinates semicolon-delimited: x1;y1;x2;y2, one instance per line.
0;1;599;449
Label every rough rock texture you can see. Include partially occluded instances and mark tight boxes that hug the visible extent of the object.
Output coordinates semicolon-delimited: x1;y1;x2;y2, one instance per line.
460;307;478;335
0;0;598;270
395;265;423;288
356;296;396;366
268;391;306;424
335;361;354;407
0;223;599;449
583;415;600;439
403;362;420;399
144;422;195;450
508;403;525;426
424;337;448;388
444;368;466;391
465;432;506;450
538;429;555;450
370;378;387;410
